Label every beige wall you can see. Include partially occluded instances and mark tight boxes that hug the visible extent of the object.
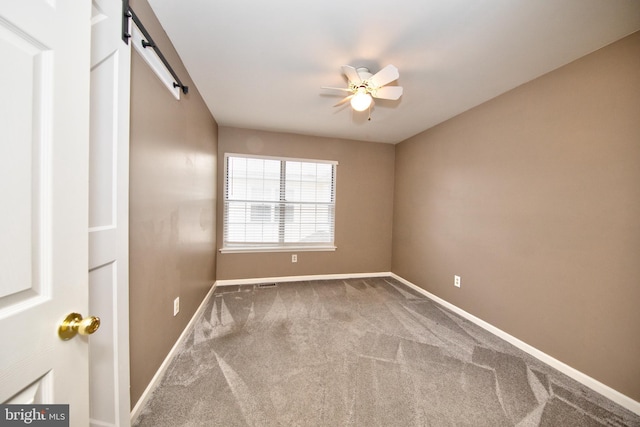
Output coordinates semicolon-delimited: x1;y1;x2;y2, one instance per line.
128;0;218;408
216;127;395;280
392;32;640;401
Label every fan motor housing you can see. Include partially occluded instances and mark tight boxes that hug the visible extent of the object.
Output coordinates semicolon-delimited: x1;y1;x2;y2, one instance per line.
355;67;373;81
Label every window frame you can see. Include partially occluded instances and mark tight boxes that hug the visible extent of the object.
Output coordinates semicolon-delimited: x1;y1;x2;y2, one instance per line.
220;153;338;254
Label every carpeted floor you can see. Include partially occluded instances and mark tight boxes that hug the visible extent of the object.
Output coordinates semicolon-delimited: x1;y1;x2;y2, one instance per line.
133;277;640;426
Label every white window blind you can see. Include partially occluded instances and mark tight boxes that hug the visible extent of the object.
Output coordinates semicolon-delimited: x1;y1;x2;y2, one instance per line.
222;154;337;252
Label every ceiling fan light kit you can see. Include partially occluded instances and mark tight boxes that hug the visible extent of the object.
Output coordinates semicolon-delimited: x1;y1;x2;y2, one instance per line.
322;64;403;116
350;88;373;111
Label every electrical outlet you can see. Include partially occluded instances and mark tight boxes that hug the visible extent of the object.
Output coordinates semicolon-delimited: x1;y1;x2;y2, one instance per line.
454;275;461;288
173;297;180;316
291;254;297;263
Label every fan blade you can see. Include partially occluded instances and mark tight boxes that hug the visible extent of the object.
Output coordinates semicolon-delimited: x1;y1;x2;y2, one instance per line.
372;86;403;100
321;86;352;93
368;64;399;88
334;95;353;107
341;65;361;84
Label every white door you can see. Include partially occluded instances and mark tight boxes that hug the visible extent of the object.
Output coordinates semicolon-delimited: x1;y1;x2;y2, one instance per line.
88;0;131;426
0;0;92;425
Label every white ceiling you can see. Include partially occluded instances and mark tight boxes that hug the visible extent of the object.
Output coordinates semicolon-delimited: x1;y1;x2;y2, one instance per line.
148;0;640;144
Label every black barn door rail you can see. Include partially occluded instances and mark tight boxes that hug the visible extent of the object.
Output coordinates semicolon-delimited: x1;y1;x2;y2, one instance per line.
122;0;189;95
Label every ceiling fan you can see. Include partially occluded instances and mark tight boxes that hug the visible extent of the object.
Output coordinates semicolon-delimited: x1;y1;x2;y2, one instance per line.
322;64;403;113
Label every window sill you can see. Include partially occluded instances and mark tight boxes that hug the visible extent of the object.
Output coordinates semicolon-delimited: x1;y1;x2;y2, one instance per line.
219;246;337;254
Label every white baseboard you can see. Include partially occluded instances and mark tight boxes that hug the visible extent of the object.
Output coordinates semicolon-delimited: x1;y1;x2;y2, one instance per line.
130;282;218;424
389;273;640;416
215;271;391;287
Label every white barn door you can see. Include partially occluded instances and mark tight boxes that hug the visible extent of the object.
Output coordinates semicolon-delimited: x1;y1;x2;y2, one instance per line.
0;0;93;424
88;0;131;426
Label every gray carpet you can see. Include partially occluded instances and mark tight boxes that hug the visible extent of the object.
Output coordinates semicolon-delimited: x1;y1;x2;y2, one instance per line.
133;277;640;426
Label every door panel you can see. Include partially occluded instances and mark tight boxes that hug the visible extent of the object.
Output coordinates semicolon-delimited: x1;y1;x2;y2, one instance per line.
89;49;117;230
89;262;117;424
0;9;51;309
0;1;92;425
88;0;131;426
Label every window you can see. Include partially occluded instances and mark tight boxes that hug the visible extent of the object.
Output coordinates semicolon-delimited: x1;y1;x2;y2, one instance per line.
222;154;337;252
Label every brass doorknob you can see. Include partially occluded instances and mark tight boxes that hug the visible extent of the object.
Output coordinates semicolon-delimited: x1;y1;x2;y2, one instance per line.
58;312;101;340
